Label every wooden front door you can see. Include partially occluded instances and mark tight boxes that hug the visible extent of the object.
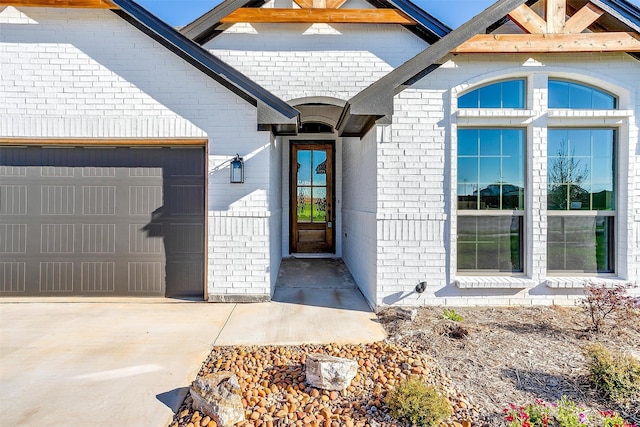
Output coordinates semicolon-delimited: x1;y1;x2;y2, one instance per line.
290;142;334;253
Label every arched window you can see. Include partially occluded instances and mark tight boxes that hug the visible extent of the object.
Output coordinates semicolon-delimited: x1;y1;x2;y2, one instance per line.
458;79;525;109
548;80;617;109
299;122;333;134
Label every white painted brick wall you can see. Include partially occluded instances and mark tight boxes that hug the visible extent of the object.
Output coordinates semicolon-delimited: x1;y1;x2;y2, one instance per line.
205;0;427;102
342;132;377;307
1;6;277;300
375;53;640;306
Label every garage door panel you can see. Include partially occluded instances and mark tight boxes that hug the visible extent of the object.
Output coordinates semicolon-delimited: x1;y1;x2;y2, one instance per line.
0;224;27;253
129;223;164;254
82;186;116;215
0;185;27;215
40;261;74;293
40;223;75;253
0;146;204;298
41;185;75;215
0;262;26;292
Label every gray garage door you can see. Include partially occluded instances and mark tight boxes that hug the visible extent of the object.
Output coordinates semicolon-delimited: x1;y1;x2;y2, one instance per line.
0;146;205;298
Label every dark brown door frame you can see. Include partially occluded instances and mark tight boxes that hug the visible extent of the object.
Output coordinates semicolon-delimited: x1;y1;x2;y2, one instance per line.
289;140;335;254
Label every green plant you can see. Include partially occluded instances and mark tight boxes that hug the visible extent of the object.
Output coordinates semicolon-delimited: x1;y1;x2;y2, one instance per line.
600;410;636;427
555;396;589;427
504;399;552;427
442;308;464;322
503;397;637;427
580;283;639;333
584;343;640;407
385;377;451;426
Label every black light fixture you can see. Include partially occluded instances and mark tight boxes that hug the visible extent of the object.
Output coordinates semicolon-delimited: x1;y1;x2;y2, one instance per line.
230;154;244;184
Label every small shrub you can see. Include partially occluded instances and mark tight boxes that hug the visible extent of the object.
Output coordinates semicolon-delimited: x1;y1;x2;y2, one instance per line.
385;377;451;426
580;283;639;333
442;308;464;322
584;343;640;407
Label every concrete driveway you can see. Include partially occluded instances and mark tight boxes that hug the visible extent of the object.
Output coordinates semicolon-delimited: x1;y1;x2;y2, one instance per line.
0;301;233;427
0;297;385;427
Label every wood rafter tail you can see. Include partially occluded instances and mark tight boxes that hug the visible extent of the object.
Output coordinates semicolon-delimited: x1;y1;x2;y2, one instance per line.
220;8;417;24
451;32;640;53
0;0;118;8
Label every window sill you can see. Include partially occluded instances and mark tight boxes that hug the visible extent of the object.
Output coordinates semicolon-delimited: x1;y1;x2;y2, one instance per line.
456;109;535;118
455;276;535;289
547;109;633;118
545;277;631;289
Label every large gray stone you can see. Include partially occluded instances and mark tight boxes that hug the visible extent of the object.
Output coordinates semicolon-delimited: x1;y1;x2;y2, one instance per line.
190;372;244;427
305;353;358;391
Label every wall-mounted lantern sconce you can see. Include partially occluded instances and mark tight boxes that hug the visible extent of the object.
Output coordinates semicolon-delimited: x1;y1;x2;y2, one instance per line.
230;154;244;184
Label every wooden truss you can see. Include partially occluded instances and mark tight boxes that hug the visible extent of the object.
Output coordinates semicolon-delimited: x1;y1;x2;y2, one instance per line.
452;0;640;53
220;8;416;25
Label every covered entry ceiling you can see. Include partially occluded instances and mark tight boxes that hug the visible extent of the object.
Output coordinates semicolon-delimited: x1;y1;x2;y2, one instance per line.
0;145;205;298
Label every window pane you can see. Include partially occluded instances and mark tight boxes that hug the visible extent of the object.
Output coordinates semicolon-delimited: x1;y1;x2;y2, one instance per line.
479;182;500;210
547;216;614;273
567;129;591;156
457;216;523;272
548;183;568;210
457;157;478;210
312;187;326;223
458;129;478;155
458;90;479;108
297;150;311;185
479;129;501;155
502;80;525;109
548;79;616;110
548;129;569;157
479;157;500;184
502;184;524;210
591;186;614;210
297;187;311;223
592;89;616;109
569;82;592;109
548;80;569;108
312;150;327;186
592;129;614;158
478;83;501;108
569;183;590;210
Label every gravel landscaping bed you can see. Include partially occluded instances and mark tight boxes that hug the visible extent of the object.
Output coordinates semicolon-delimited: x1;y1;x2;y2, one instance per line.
170;306;639;427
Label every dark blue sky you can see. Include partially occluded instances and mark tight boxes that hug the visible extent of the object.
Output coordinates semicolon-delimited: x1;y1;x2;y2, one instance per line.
139;0;630;28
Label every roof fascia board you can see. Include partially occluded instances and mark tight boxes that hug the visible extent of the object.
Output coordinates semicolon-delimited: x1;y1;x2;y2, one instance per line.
347;0;527;116
590;0;640;32
110;0;299;123
180;0;265;44
384;0;451;39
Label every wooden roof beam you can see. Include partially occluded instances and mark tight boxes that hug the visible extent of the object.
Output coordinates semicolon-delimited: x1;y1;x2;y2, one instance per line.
547;0;567;33
451;32;640;53
508;3;547;33
0;0;118;8
564;2;604;33
220;8;416;24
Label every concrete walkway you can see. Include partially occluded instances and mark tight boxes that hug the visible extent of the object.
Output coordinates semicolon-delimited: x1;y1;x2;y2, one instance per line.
0;273;385;426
